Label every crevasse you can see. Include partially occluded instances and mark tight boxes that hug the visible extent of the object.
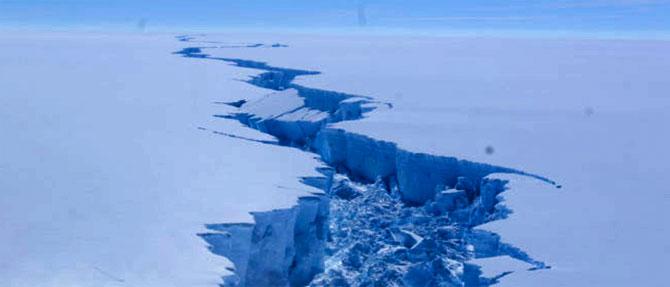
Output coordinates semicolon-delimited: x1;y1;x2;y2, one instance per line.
174;36;556;287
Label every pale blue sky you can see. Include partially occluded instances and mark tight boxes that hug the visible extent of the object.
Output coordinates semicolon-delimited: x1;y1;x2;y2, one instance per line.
1;0;669;35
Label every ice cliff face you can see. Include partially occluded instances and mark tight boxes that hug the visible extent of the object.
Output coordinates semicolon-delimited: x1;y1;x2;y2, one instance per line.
199;196;329;287
312;129;553;205
175;35;555;286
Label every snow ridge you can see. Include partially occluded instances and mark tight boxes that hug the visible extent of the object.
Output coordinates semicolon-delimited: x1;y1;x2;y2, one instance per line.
174;35;555;286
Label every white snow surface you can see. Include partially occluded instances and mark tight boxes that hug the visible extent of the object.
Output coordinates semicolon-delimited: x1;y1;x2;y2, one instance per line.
0;32;323;287
2;31;669;286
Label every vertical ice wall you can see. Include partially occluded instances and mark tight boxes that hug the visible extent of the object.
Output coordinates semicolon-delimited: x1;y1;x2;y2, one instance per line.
200;196;329;286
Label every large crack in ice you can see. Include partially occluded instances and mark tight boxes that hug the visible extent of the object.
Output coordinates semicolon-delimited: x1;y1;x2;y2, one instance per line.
175;35;557;286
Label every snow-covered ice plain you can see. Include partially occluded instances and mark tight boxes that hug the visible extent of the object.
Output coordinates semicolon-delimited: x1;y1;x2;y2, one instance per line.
1;31;669;286
0;32;325;286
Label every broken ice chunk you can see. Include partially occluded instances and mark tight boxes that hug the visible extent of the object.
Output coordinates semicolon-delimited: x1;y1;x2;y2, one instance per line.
328;175;365;200
390;228;423;248
402;262;433;287
432;188;469;214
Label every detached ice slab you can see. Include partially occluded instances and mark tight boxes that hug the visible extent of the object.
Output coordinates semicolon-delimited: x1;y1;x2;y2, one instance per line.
240;89;306;119
230;89;330;144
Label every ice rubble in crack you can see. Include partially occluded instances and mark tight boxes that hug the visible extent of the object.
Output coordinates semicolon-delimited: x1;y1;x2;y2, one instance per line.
175;41;554;286
309;174;547;287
